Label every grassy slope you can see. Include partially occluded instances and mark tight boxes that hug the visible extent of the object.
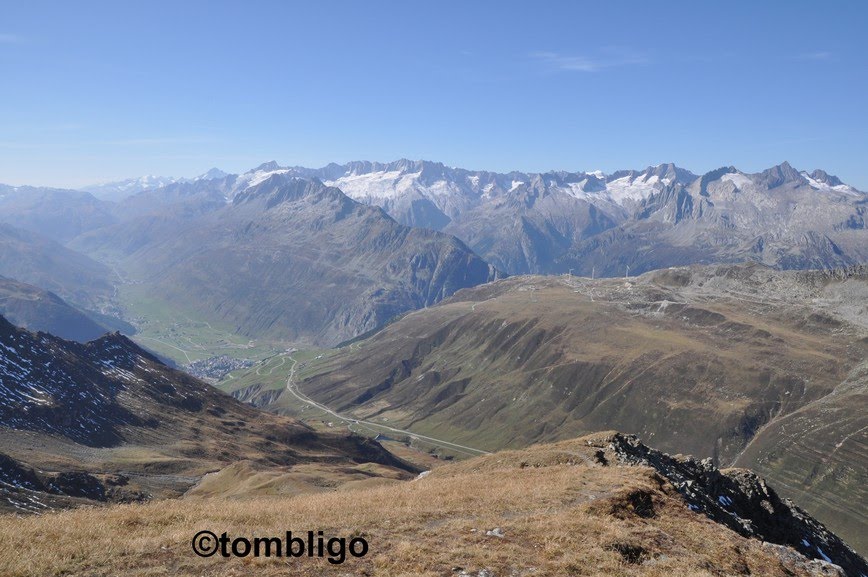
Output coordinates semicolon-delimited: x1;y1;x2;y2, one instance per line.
281;271;867;553
0;433;846;577
293;277;854;456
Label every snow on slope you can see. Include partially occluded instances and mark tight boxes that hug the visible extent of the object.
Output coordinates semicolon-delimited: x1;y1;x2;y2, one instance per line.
322;162;679;211
801;171;860;196
604;173;666;203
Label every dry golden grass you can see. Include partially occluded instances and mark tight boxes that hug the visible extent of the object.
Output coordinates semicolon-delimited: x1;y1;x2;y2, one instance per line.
0;435;824;577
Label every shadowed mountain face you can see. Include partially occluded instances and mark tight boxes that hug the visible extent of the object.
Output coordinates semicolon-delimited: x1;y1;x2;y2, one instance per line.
0;276;108;342
0;223;114;311
73;176;499;346
276;264;868;554
0;315;414;512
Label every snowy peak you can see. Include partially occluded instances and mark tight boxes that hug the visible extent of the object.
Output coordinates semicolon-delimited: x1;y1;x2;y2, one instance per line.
607;163;696;187
602;164;692;204
232;163;305;193
809;169;843;187
83;168;230;202
253;160;284;172
800;169;861;196
316;159;691;210
233;175;344;210
82;175;182;201
645;162;698;186
194;167;228;181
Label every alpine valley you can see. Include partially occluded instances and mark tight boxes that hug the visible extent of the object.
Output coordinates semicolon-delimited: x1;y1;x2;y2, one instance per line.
0;159;866;576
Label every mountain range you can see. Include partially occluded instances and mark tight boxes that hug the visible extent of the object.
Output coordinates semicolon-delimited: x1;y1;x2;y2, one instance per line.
81;159;864;275
2;157;862;348
80;168;228;202
71;175;498;345
209;159;867;275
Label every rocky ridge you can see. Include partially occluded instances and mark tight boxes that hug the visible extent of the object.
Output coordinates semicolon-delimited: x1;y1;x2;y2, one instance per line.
602;433;866;577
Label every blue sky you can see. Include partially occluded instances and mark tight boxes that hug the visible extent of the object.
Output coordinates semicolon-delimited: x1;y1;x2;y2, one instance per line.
1;0;866;188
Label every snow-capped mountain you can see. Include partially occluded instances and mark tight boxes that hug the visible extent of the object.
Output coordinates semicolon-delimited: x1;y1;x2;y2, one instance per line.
218;159;697;219
72;174;499;346
204;160;698;272
563;162;868;275
316;160;697;217
52;158;868;277
159;158;863;275
82;168;228;202
82;175;184;201
193;167;228;182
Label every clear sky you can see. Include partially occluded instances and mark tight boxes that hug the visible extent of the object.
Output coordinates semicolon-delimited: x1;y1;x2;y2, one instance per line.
1;0;866;189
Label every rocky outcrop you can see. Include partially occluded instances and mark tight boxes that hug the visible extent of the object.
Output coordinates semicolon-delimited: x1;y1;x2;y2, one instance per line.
600;433;867;577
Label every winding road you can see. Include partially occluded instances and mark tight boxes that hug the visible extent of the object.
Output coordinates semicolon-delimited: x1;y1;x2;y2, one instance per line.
283;357;490;457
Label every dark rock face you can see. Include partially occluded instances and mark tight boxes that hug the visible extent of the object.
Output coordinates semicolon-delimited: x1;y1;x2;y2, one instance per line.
604;433;867;577
0;453;44;492
0;316;145;447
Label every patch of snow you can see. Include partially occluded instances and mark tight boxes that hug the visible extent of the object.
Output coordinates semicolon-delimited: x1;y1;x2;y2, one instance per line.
325;170;423;200
720;172;753;190
815;546;832;563
244;169;294;189
605;174;660;203
801;172;859;196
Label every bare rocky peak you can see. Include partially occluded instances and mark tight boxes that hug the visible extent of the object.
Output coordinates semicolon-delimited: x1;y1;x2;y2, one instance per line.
809;169;844;187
